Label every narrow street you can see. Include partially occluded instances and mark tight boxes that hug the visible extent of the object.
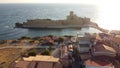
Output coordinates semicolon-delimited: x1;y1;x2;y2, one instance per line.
51;48;60;58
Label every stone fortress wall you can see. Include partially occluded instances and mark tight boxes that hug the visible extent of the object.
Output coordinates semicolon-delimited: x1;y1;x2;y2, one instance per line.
22;11;98;28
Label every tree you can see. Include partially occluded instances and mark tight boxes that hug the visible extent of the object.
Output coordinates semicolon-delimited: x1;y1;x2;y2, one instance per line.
28;51;37;56
48;46;52;51
11;40;20;44
64;35;73;38
41;50;50;55
19;36;31;40
48;34;53;38
29;40;35;44
32;36;41;40
58;37;64;44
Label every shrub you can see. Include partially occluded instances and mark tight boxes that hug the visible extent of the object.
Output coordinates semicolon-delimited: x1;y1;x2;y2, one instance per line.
19;36;31;40
28;51;37;56
29;40;35;44
32;36;41;40
48;35;53;38
41;50;50;55
58;37;64;43
64;35;73;38
11;40;19;44
48;46;52;51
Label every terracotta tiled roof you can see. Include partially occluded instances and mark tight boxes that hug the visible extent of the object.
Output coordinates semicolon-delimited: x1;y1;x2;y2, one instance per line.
94;44;116;53
85;56;114;67
112;37;120;44
15;61;30;68
15;61;63;68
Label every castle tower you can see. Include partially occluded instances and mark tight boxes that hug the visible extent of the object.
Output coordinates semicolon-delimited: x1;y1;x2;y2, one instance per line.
70;11;74;16
66;11;83;25
67;11;74;20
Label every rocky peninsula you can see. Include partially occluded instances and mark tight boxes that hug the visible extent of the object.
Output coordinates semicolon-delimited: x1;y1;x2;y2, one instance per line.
15;11;108;33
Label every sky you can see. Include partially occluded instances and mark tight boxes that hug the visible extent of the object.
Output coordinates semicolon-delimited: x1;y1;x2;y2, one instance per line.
0;0;109;4
0;0;120;30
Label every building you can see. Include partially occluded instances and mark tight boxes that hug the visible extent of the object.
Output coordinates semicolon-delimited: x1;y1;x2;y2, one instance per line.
77;36;91;53
16;11;98;29
93;44;116;57
11;55;62;68
84;42;116;68
85;56;115;68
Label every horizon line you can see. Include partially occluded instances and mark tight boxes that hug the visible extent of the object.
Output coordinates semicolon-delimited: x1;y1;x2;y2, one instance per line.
0;2;96;5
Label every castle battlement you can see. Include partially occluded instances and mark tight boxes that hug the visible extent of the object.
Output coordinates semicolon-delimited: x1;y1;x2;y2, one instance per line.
16;11;97;29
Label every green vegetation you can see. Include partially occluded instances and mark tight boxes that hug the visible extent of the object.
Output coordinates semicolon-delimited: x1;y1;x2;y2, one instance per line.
58;37;64;43
28;51;37;56
64;35;73;38
41;50;50;55
46;19;51;21
29;40;35;44
48;46;52;51
32;36;41;40
47;34;53;38
11;40;20;44
19;36;31;40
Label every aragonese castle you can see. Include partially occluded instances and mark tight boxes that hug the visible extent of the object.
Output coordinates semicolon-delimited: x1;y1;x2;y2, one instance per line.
16;11;99;29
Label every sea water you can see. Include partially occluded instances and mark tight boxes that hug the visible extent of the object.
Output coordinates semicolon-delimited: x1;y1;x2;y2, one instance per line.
0;4;100;40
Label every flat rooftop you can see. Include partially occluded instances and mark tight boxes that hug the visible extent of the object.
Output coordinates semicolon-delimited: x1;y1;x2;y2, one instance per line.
23;55;59;62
